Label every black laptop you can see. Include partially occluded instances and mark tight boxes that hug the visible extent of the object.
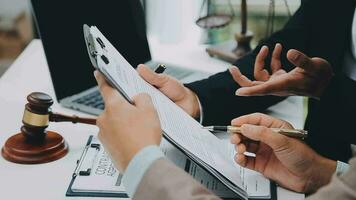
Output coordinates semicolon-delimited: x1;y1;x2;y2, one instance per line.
30;0;209;115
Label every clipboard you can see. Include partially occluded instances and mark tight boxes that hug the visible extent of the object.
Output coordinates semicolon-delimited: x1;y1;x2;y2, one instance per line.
82;24;277;200
66;135;128;198
66;134;276;199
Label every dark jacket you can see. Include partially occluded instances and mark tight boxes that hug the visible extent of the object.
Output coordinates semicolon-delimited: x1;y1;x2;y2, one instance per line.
186;0;356;162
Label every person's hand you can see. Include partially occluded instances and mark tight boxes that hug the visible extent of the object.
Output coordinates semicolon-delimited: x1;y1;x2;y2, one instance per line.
94;71;162;172
137;64;200;118
229;44;334;99
230;113;336;193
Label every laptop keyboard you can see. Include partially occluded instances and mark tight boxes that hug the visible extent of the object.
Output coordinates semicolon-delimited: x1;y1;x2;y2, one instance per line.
73;91;104;110
70;66;210;112
70;68;190;111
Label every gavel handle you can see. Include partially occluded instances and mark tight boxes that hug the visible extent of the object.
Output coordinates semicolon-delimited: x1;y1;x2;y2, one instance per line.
49;112;97;125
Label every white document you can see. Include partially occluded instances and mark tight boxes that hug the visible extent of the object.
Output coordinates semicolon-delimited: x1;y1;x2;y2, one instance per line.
72;141;125;193
88;26;271;199
161;138;238;198
72;136;238;198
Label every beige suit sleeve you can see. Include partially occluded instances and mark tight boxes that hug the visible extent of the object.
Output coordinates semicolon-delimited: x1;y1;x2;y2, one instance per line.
307;157;356;200
132;158;221;200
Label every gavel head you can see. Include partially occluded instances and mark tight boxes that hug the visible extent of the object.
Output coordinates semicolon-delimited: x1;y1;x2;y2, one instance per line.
21;92;54;142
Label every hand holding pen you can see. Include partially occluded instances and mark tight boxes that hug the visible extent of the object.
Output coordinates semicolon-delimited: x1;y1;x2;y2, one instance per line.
227;113;335;194
138;64;201;118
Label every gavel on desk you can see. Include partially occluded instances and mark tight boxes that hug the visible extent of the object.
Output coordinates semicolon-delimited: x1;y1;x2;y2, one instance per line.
1;92;98;164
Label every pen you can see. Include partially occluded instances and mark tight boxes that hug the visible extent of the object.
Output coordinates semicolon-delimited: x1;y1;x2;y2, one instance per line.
203;126;308;139
154;64;166;74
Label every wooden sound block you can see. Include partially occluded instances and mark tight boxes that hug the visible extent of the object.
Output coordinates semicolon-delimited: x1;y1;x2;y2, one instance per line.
1;131;68;164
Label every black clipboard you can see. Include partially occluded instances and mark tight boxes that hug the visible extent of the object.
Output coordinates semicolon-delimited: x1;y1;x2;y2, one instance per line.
66;135;129;198
66;135;276;199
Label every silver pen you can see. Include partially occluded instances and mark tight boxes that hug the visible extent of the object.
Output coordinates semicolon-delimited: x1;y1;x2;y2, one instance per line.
203;126;308;139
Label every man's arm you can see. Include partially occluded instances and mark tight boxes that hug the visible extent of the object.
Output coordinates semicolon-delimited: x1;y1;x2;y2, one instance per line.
185;0;314;125
133;158;221;200
307;157;356;200
94;72;221;200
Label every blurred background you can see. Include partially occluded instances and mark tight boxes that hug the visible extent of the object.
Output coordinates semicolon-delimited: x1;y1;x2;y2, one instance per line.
0;0;33;76
0;0;300;77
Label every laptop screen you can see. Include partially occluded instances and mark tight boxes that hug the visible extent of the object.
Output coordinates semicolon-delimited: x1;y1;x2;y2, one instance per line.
30;0;151;100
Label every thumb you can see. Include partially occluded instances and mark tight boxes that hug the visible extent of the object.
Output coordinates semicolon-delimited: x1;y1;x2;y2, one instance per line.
137;64;169;88
287;49;315;72
240;124;290;151
132;93;155;109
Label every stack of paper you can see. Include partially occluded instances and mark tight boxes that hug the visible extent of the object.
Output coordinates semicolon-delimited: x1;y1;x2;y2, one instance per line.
86;26;272;200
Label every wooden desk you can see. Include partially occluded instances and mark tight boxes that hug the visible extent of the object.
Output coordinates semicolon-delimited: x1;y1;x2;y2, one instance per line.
0;39;304;200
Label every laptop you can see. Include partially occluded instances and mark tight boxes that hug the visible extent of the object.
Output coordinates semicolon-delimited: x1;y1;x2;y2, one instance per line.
30;0;210;115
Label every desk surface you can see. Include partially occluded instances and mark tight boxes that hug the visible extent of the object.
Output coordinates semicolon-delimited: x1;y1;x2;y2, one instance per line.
0;40;304;200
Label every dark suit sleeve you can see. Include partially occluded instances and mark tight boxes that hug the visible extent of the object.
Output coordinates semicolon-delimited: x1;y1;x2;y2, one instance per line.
185;0;314;125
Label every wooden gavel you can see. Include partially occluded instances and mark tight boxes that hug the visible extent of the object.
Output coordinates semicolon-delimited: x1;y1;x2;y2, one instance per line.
22;92;97;140
1;92;97;164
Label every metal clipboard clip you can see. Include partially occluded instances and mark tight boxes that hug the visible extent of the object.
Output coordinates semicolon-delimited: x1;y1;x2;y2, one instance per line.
83;24;111;69
83;24;134;104
72;142;101;178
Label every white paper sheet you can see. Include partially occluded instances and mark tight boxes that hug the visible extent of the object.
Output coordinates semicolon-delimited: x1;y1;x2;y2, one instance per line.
72;137;238;198
90;26;270;199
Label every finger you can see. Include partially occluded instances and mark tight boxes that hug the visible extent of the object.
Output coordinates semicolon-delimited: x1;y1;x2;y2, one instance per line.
235;154;246;166
232;134;260;153
94;71;123;103
97;130;104;145
287;49;314;72
231;113;286;128
271;43;283;73
137;64;170;88
96;114;104;128
254;46;270;81
235;143;247;154
235;77;288;96
240;124;289;151
235;154;246;167
232;113;269;127
232;134;260;154
235;154;255;169
132;93;154;109
229;66;254;87
230;133;242;144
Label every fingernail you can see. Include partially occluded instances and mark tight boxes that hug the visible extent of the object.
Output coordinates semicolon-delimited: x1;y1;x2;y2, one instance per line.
235;90;243;96
229;66;237;72
235;89;247;96
260;46;266;53
291;50;300;61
